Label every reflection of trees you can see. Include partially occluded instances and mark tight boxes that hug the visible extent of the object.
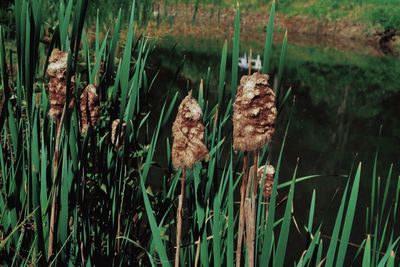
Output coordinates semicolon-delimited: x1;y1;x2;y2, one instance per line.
285;51;400;136
329;86;352;174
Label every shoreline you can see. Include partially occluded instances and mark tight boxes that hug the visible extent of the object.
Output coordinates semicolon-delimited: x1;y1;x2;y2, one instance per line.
141;3;399;57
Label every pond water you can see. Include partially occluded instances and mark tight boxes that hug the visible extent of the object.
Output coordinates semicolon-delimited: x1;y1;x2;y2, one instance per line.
146;35;400;262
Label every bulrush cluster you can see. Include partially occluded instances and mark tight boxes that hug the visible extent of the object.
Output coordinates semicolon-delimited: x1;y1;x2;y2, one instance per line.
256;164;275;198
46;49;75;120
111;119;126;149
80;84;100;133
233;73;277;152
172;91;209;169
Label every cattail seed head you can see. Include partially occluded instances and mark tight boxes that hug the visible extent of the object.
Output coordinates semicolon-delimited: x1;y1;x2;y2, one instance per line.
250;164;275;198
80;84;100;133
111;119;126;149
47;49;68;78
47;49;75;121
233;73;277;152
172;91;209;169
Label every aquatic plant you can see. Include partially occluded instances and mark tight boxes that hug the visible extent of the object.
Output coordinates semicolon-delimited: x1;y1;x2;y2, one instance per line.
0;1;398;267
171;91;209;267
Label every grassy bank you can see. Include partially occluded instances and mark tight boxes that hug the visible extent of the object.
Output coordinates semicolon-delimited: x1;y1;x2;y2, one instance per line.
175;0;400;30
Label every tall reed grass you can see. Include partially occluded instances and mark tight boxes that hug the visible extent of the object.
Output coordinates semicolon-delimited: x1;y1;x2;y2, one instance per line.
0;0;399;266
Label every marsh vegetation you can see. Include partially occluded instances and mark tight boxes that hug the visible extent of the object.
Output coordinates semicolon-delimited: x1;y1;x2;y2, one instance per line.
0;0;399;266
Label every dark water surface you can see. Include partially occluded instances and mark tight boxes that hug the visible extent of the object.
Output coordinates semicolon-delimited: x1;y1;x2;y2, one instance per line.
146;36;400;262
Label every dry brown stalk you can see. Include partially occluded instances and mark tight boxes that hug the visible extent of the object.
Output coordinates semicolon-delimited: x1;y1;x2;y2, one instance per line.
248;151;259;267
80;84;100;134
194;236;201;267
175;169;186;267
172;91;209;267
235;152;248;266
244;197;254;267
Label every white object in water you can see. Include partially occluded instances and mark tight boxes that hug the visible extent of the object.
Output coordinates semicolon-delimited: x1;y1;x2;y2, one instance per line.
238;53;248;69
238;53;263;71
253;55;262;71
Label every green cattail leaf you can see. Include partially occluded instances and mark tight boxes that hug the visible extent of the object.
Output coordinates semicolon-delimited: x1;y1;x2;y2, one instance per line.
193;165;205;229
386;251;395;267
273;166;297;267
325;181;350;267
230;7;240;98
60;0;73;48
217;40;227;111
31;109;46;262
370;128;381;232
379;164;393;229
227;154;234;267
139;172;170;266
316;239;323;266
162;89;179;128
393;176;400;222
262;0;275;74
376;238;400;267
276;30;287;100
119;1;136;120
300;227;321;266
212;190;221;267
307;190;316;234
7;102;18;157
260;113;291;266
362;235;371;267
106;8;122;89
336;163;362;267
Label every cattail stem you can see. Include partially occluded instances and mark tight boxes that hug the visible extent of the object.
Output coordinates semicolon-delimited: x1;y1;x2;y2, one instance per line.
175;168;186;267
194;236;201;267
244;197;253;267
48;109;65;260
246;151;259;267
265;197;270;228
248;49;252;75
236;152;248;266
252;151;260;266
253;151;259;199
117;173;127;255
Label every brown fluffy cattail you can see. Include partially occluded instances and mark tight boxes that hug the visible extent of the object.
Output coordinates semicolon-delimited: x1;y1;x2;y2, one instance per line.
111;119;126;149
80;84;100;133
233;73;277;152
47;49;75;120
172;91;209;169
255;164;275;198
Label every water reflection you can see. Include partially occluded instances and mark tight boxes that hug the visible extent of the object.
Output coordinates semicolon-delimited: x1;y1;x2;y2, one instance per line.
149;37;400;177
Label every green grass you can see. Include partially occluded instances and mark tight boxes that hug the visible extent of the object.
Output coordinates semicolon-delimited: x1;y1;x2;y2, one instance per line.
0;0;399;266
